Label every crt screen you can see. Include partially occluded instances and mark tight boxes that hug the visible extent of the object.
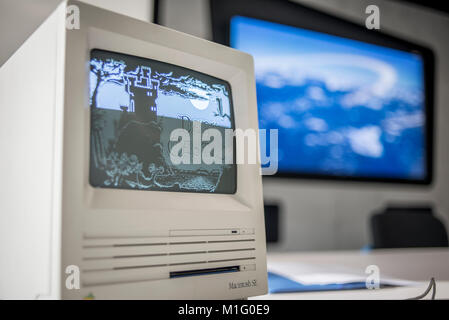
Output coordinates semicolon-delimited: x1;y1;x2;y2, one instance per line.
89;49;236;193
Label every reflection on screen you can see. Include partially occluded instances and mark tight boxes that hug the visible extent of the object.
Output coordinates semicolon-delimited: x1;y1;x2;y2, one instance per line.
231;16;426;180
89;49;236;193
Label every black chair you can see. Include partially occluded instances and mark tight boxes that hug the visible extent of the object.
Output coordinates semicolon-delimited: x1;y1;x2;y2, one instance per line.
370;205;448;249
264;203;281;243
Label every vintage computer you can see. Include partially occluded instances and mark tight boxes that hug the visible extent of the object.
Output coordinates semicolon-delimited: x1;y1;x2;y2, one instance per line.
0;0;267;299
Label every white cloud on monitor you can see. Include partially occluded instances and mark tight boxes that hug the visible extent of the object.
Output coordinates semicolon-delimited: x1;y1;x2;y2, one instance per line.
255;53;399;110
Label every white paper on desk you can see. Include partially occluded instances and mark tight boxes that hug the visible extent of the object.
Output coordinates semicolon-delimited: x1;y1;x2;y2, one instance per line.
268;261;419;287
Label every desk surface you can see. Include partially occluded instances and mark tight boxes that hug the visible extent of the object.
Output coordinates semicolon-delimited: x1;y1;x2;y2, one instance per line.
252;248;449;300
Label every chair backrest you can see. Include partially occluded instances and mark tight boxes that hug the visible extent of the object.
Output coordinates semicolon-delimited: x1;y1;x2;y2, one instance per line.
370;206;449;249
264;204;280;243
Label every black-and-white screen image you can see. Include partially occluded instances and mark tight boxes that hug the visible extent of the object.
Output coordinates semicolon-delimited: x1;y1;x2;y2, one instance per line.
89;49;236;193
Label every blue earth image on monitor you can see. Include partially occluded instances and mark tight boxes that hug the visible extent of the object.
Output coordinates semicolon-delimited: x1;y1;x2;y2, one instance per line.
231;16;426;180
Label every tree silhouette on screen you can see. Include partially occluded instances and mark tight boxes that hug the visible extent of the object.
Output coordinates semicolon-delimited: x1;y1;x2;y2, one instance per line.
90;58;125;108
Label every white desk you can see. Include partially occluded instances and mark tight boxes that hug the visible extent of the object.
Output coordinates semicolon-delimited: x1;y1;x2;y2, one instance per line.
252;248;449;300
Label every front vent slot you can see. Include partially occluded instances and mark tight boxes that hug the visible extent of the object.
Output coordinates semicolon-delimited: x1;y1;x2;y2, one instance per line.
81;235;257;286
170;266;240;279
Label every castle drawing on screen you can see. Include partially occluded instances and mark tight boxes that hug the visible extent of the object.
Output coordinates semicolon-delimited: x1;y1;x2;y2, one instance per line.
89;50;236;193
231;16;427;180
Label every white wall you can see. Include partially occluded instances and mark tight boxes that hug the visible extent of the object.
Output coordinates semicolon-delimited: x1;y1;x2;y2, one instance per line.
0;0;154;66
160;0;212;39
159;0;449;251
80;0;153;22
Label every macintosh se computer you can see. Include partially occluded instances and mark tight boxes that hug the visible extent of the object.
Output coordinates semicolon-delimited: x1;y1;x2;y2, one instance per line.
0;0;267;299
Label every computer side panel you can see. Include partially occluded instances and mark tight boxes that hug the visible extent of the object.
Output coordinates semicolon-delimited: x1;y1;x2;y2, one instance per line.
0;2;66;299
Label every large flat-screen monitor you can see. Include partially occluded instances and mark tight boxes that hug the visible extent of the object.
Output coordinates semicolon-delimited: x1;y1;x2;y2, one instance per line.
211;0;435;184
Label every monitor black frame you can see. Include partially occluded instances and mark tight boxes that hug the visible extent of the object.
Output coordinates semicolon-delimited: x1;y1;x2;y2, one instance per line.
210;0;435;185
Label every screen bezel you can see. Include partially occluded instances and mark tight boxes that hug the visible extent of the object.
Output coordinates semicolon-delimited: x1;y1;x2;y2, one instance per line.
70;23;262;215
210;0;435;185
